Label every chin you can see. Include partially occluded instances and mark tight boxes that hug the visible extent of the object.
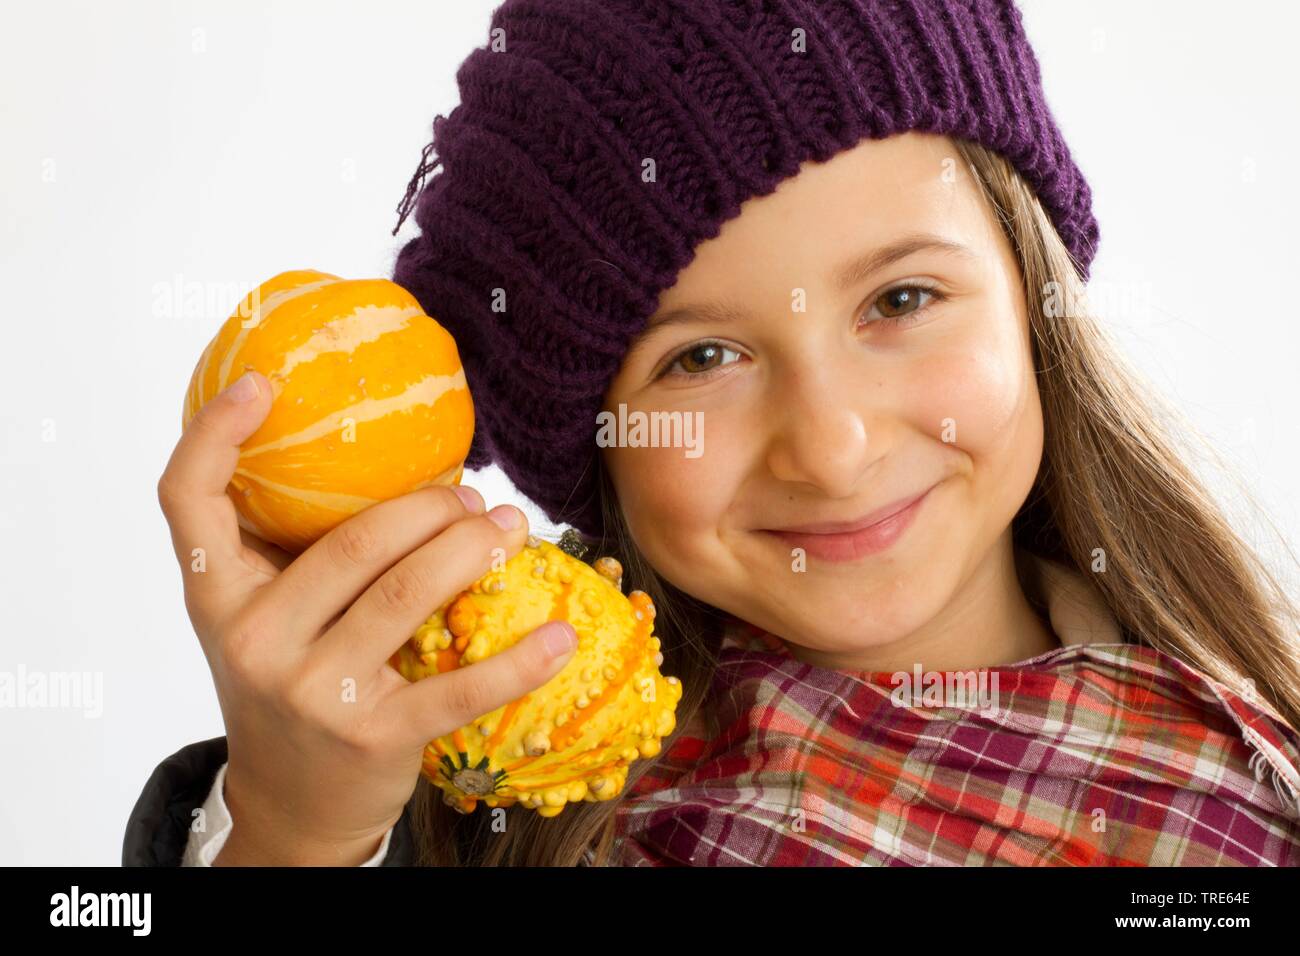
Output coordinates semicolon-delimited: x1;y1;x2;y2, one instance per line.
794;516;973;631
747;560;941;651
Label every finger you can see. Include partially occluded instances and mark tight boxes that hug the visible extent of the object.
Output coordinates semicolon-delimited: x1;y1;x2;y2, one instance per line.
262;483;487;642
157;370;273;602
239;525;295;574
315;503;530;677
376;620;578;752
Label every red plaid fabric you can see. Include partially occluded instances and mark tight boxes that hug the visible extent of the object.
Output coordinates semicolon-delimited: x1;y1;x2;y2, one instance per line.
603;616;1300;866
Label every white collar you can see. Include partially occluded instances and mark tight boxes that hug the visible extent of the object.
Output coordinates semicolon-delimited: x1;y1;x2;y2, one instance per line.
1021;550;1125;647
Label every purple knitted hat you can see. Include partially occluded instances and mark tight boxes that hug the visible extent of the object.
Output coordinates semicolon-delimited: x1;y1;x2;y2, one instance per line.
391;0;1098;538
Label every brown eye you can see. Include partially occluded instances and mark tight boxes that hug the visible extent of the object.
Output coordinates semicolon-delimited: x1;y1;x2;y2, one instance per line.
677;343;722;374
864;284;940;325
877;286;922;318
658;340;742;380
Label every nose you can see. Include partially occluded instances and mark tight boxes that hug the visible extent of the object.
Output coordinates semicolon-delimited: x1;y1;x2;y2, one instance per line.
763;361;888;498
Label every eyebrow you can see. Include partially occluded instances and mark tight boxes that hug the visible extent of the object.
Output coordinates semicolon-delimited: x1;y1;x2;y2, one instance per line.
632;233;976;351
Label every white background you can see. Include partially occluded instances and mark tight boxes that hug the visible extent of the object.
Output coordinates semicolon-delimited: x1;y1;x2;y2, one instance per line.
1;0;1296;864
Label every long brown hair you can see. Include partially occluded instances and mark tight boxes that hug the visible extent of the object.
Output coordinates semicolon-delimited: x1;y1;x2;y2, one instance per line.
406;135;1300;865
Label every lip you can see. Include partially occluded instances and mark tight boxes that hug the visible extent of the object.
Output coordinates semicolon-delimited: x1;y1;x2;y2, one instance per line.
760;485;935;562
767;487;934;535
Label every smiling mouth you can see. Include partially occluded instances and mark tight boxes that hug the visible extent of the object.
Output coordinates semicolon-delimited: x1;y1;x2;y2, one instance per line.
764;486;934;535
757;484;936;562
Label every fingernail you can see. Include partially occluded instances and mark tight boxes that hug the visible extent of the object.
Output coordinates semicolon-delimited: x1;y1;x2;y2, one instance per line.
540;621;576;658
452;485;484;513
224;372;259;403
487;504;520;530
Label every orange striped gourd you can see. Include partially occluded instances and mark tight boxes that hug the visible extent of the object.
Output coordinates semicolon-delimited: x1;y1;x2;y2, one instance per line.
182;270;474;553
390;536;681;817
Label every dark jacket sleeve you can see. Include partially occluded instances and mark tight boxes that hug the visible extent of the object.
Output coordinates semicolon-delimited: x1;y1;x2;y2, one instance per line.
121;736;417;866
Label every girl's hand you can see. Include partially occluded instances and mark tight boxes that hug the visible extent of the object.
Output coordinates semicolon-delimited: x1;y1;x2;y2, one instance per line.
156;369;578;865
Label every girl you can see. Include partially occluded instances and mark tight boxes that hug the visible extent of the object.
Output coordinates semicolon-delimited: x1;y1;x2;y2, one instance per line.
128;0;1300;866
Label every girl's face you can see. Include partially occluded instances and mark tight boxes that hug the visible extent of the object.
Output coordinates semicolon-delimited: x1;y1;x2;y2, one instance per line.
601;132;1046;668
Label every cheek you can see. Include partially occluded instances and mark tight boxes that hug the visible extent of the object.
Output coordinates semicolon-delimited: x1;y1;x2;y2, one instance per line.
603;418;743;549
905;315;1040;470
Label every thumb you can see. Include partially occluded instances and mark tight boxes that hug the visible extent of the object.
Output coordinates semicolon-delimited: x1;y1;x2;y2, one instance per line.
159;368;274;587
185;368;273;440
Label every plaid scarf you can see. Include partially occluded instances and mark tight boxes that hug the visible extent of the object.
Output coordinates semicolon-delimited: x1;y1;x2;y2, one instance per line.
603;557;1300;866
